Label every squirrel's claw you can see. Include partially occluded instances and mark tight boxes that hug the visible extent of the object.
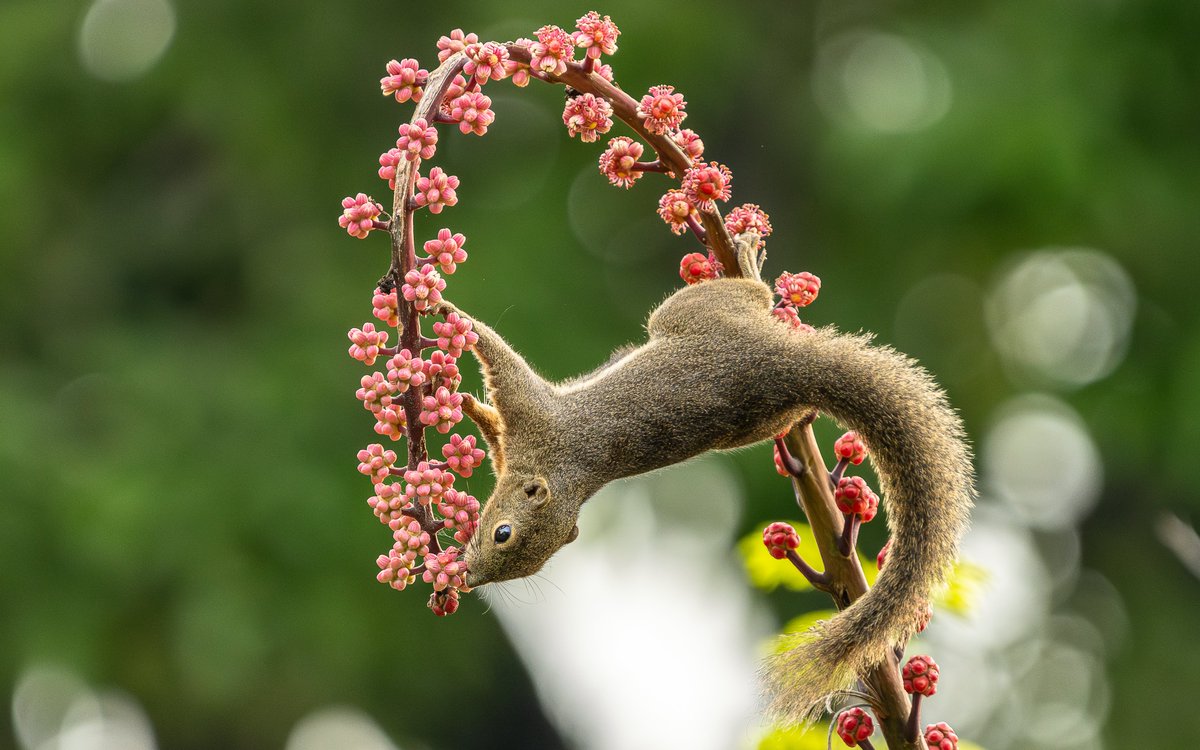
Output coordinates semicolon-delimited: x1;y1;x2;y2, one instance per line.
733;231;764;281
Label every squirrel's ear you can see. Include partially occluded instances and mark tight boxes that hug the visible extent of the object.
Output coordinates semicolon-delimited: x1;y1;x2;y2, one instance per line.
523;477;550;507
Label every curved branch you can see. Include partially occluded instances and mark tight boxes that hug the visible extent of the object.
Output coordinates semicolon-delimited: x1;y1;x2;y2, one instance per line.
504;44;740;274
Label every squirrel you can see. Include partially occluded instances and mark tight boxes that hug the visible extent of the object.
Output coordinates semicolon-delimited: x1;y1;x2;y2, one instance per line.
439;234;975;722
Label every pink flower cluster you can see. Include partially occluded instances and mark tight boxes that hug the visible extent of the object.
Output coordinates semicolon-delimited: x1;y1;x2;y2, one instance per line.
433;312;478;357
637;85;687;134
423;229;468;274
381;58;427;103
563;93;614;142
599;136;645;188
338;194;384;239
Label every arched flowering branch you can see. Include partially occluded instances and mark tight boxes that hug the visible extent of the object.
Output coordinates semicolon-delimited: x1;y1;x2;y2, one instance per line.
334;12;963;749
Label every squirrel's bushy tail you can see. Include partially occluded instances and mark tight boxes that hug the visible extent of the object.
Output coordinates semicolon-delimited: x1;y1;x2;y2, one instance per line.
764;328;975;724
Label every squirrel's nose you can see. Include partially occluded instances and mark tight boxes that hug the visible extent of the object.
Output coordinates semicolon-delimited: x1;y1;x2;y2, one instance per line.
465;570;485;588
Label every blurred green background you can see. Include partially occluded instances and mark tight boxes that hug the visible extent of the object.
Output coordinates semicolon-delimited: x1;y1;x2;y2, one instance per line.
3;0;1199;748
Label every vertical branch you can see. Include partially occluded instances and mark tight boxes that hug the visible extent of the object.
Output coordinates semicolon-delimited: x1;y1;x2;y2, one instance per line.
782;426;922;749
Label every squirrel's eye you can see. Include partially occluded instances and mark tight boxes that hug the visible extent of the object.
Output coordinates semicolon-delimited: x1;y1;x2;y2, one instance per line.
494;524;512;544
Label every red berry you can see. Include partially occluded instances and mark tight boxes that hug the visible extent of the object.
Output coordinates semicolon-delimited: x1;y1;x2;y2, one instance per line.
762;522;800;560
834;431;868;465
679;252;721;284
876;538;892;570
902;655;940;697
924;722;958;750
834;707;874;746
835;476;879;522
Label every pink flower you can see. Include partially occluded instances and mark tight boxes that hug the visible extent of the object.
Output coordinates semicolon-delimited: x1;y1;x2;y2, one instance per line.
348;322;388;365
355;372;394;414
464;41;509;84
673;129;704;163
681;161;732;210
413;167;459;214
599;136;644;188
658;190;694;235
505;41;532;86
423;547;467;591
441;434;485;478
437;488;481;544
531;24;575;76
637;85;687;135
771;305;814;332
679;252;721;285
392;516;431;559
433;312;479;358
357;443;397;484
775;271;821;308
562;93;614;142
376;546;419;590
338;193;384;239
593;62;614;82
373;403;407;441
424;351;462;391
371;286;399;328
724;203;773;238
448;92;495;136
420;386;464;434
380;58;427;103
385;349;427;393
436;29;479;63
378;149;402;190
368;483;408;526
401;263;446;312
403;460;454;505
396;118;438;161
422;228;468;274
573;11;620;60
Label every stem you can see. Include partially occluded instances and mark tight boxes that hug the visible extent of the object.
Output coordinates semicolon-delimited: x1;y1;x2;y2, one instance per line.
830;456;850;487
837;513;860;557
633;159;670;173
906;693;923;743
785;549;828;588
379;53;471;556
774;436;806;479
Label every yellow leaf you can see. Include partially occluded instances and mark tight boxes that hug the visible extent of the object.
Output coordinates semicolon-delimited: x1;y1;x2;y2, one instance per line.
933;558;988;616
757;723;830;750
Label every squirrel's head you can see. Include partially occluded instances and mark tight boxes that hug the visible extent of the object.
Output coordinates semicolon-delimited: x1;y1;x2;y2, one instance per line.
463;470;582;588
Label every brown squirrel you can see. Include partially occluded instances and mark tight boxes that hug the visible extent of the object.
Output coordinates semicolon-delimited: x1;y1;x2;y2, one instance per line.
440;235;975;722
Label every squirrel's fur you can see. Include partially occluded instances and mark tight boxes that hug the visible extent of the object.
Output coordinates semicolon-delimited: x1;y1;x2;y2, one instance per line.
445;239;975;723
